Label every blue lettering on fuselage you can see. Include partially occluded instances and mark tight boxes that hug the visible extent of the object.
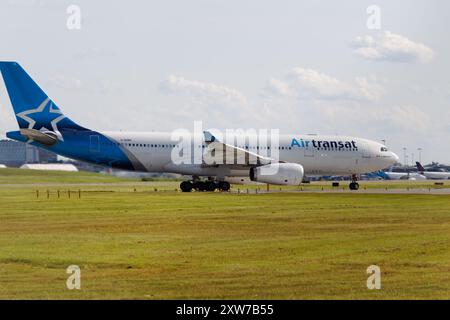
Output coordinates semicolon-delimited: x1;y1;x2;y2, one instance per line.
291;138;358;150
291;138;309;148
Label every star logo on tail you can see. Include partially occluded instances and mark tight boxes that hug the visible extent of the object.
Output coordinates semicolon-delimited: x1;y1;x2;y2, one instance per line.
16;98;66;141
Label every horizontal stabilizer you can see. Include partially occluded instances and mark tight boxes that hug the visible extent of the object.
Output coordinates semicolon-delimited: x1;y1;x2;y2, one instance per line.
20;128;58;146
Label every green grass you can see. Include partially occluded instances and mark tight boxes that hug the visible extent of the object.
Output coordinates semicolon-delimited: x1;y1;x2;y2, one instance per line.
233;180;450;192
0;180;449;299
2;167;450;191
0;168;138;184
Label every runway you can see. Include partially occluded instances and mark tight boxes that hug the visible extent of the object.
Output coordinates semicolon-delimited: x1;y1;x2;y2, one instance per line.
257;188;450;195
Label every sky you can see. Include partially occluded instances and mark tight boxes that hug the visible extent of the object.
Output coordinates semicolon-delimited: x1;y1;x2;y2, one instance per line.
0;0;449;164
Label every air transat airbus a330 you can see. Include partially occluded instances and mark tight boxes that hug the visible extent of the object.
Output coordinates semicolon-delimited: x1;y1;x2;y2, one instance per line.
0;62;399;191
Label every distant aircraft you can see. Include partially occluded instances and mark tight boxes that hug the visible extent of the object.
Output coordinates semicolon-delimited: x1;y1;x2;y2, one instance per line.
416;162;450;180
0;62;398;191
377;170;426;181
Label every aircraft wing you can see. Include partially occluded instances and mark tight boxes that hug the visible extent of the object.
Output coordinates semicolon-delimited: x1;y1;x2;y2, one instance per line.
202;131;273;168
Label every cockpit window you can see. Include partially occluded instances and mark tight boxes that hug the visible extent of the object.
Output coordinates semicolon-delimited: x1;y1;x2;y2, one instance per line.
380;147;388;152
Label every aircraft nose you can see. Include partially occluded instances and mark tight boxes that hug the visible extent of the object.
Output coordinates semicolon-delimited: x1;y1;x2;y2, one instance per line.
391;152;399;164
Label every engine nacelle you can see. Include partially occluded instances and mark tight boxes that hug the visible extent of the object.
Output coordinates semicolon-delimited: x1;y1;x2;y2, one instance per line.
249;163;304;185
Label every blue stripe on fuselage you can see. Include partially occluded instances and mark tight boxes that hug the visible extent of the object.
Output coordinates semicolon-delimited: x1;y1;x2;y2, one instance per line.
6;129;135;171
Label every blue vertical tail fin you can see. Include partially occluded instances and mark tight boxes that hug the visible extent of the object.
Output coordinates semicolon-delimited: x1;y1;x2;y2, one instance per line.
416;161;425;172
376;170;389;180
0;62;85;136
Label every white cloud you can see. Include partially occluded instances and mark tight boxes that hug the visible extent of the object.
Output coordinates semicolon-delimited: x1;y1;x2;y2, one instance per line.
264;78;292;97
352;31;434;64
310;103;432;133
264;68;385;101
160;75;248;107
156;73;436;161
377;105;432;130
158;75;265;128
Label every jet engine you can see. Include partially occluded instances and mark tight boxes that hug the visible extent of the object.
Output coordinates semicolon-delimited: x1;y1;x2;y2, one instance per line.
249;163;304;185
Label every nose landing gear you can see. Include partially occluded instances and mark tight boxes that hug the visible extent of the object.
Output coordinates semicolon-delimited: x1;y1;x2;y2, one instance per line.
349;174;359;190
349;181;359;190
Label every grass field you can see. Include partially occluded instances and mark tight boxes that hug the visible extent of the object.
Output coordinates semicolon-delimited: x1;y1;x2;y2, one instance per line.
0;168;137;184
0;169;450;299
2;167;450;191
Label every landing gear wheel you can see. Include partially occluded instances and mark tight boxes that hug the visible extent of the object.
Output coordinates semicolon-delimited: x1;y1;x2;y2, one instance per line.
218;181;231;191
349;182;359;190
193;181;206;191
180;181;193;192
206;181;217;192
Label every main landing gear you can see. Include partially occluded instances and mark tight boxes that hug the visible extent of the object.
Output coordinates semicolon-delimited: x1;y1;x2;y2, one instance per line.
349;174;359;190
180;179;231;192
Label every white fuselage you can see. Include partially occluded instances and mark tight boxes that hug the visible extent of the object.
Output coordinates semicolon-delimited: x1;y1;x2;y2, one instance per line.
101;132;398;178
385;172;427;180
419;171;450;180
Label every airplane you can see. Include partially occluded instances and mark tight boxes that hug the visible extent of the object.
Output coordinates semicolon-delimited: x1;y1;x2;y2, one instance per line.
416;162;450;180
377;170;426;181
0;62;399;191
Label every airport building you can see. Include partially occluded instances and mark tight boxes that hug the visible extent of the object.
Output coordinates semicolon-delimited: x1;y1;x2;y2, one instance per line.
0;139;57;167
